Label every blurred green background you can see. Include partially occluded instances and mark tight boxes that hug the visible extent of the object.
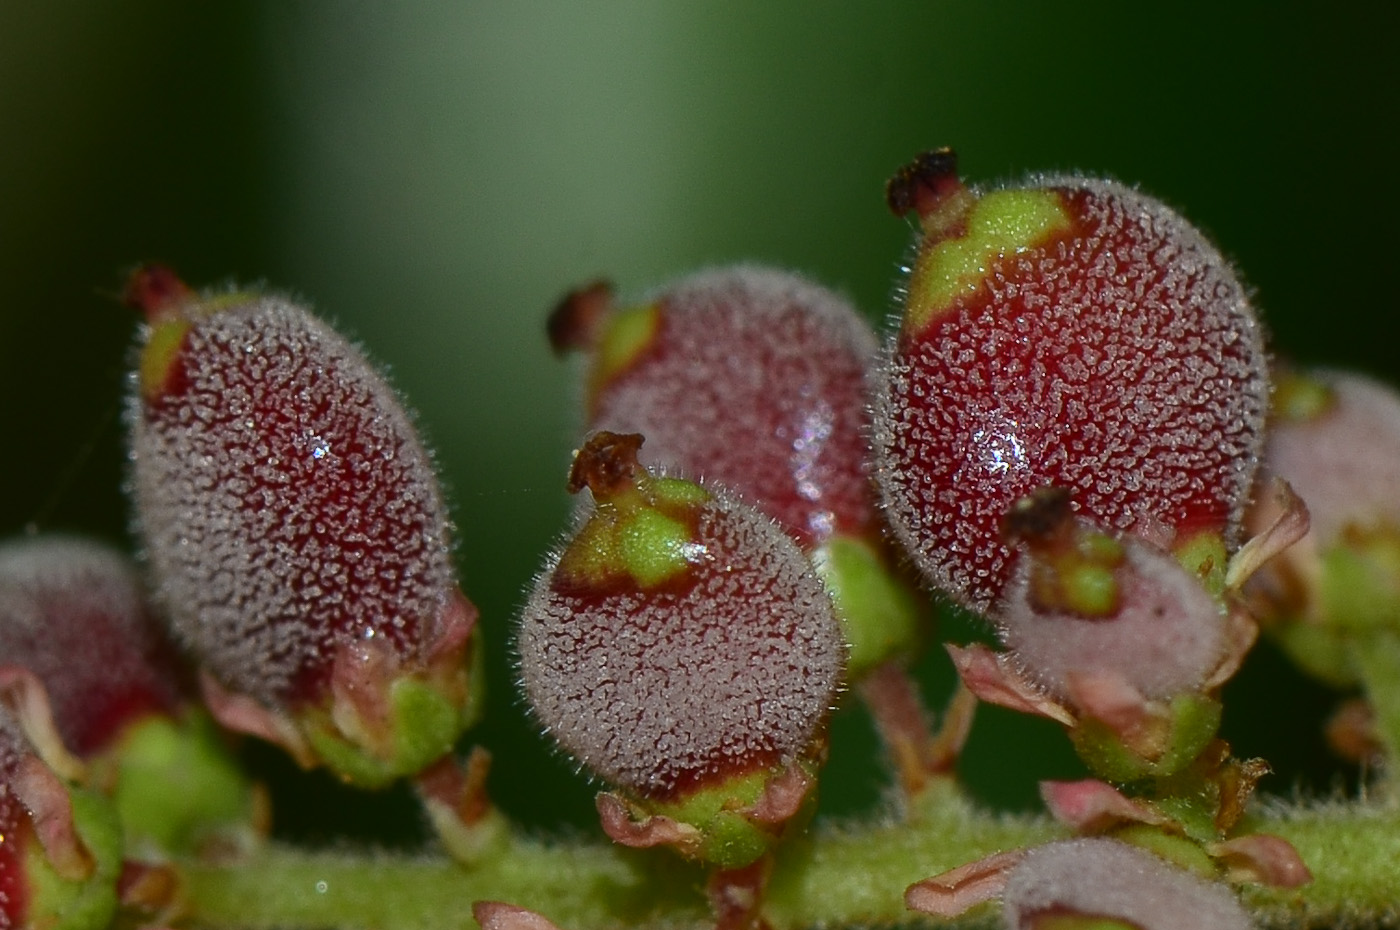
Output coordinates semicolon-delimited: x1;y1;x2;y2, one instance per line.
2;3;1395;841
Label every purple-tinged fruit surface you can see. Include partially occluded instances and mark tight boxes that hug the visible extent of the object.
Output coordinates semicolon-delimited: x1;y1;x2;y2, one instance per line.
0;536;181;756
518;433;844;800
876;173;1267;610
998;531;1227;701
582;266;878;549
1002;838;1252;930
129;294;457;707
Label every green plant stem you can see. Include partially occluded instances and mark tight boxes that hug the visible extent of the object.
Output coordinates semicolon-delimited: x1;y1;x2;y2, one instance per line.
1243;801;1400;928
177;837;708;930
1350;629;1400;797
174;788;1400;930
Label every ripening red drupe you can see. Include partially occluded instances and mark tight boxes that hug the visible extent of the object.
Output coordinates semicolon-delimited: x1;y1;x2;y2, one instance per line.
875;151;1268;611
518;433;844;801
128;290;458;706
0;536;181;756
551;266;878;550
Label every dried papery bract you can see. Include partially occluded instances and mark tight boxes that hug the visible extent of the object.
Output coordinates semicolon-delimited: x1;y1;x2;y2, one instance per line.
517;432;844;868
550;266;923;677
875;150;1268;611
124;265;480;787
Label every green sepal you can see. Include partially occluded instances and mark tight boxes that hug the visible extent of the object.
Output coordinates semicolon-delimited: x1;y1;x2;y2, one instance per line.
103;709;259;855
589;303;661;402
1109;824;1217;878
1270;620;1358;688
1318;530;1400;633
303;628;485;788
1071;694;1222;782
1145;791;1225;846
24;789;123;930
811;535;927;678
1173;530;1229;599
905;188;1072;335
558;474;709;591
1346;629;1400;769
632;762;817;870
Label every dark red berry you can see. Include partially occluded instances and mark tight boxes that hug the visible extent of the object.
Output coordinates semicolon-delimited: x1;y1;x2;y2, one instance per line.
556;266;879;550
129;289;458;706
0;536;181;756
875;155;1268;611
126;269;478;784
518;433;844;801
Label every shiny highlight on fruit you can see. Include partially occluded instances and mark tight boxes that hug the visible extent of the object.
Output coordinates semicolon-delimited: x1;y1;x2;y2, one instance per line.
875;150;1268;611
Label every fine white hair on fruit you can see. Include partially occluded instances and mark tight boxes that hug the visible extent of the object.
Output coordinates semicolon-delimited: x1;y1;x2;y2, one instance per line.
589;264;879;549
995;531;1227;701
1002;838;1253;930
873;175;1268;612
127;295;455;705
517;483;844;798
0;535;179;754
1256;369;1400;545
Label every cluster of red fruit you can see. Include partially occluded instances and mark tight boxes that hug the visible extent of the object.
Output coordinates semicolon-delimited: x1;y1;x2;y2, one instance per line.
1;150;1393;930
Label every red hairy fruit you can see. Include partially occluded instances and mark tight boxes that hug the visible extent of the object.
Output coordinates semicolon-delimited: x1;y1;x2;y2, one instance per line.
125;266;478;786
875;150;1268;611
997;501;1228;703
518;432;844;802
551;266;878;549
550;266;923;676
0;536;180;757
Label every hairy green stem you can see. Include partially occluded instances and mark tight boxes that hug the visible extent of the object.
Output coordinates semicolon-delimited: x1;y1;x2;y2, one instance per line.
177;836;708;929
1244;802;1400;928
172;779;1400;930
1351;629;1400;799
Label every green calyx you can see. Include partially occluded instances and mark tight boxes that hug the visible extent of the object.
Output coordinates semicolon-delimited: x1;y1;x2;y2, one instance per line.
1109;824;1218;879
101;710;259;855
811;535;926;678
1071;693;1222;783
137;284;268;403
558;433;711;591
302;629;485;788
24;790;123;930
1264;523;1400;692
904;188;1072;336
138;318;191;401
639;763;816;870
1318;526;1400;634
588;302;661;406
1030;527;1125;619
1173;530;1229;599
1273;369;1335;424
